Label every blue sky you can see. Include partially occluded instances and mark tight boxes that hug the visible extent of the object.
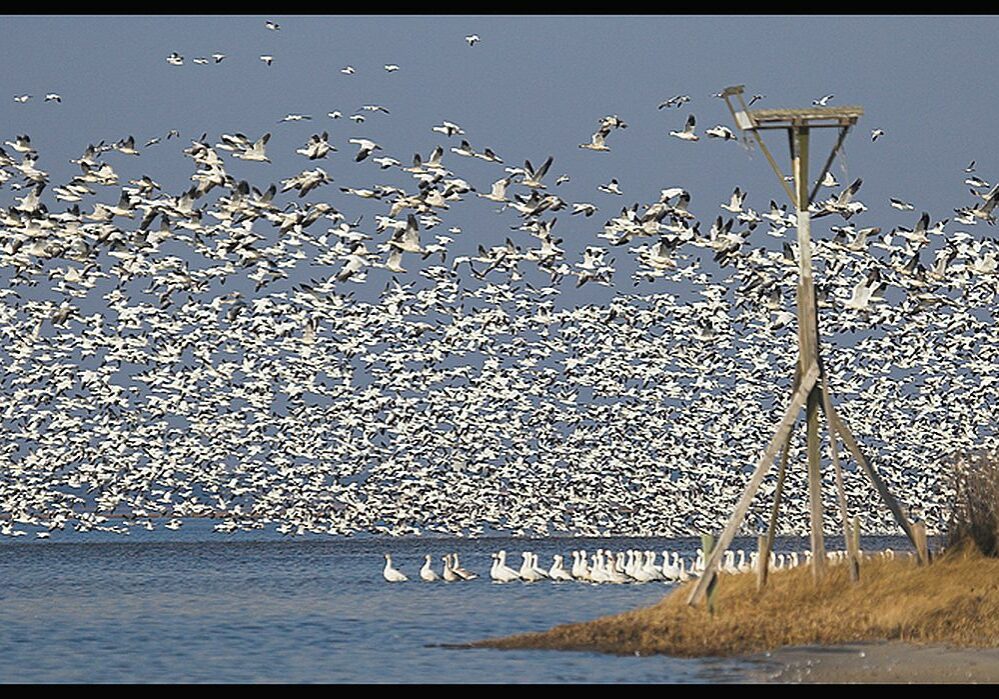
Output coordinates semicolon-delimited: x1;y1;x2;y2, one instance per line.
2;14;997;304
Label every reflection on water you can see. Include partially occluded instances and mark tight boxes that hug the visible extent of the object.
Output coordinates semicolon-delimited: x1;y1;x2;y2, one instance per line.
0;522;913;682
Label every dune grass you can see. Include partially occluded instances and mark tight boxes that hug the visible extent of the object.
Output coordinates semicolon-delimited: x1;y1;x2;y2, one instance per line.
473;547;999;657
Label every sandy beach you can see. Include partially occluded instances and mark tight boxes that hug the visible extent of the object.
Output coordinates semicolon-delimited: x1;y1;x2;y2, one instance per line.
747;642;999;683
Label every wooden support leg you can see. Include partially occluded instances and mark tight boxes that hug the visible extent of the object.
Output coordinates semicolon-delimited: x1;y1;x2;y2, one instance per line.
826;404;923;561
687;363;820;606
758;366;802;592
818;376;859;581
806;385;827;580
759;429;792;592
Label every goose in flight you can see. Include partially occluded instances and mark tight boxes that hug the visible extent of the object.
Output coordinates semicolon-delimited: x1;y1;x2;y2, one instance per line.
748;93;766;106
842;269;886;311
871;128;885;142
721;187;746;213
211;53;226;63
465;34;480;46
348;138;381;162
705;125;737;141
341;65;355;75
521;156;554;188
389;215;424;254
598;178;623;195
279;113;312;123
478;176;513;203
166;52;183;66
890;197;915;211
265;20;280;30
384;64;400;72
44;93;61;103
450;140;476;158
232;133;271;162
669;114;698;141
296;132;334;159
599;114;628;130
13;94;31;103
260;55;274;66
812;94;834;106
475;147;503;163
432;121;464;137
116;136;140;156
5;134;34;153
579;125;611;151
658;94;690;109
280;168;331;198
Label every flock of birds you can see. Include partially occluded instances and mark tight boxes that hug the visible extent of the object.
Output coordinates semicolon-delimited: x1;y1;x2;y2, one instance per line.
1;21;997;543
382;546;908;583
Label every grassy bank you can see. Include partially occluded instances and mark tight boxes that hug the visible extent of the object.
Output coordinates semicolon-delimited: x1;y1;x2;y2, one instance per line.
473;547;999;657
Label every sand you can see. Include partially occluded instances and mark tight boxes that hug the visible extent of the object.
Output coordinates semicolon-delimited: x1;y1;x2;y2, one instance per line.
747;642;999;683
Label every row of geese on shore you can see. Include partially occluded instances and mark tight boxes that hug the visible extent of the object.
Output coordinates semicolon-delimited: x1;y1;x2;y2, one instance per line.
381;547;907;583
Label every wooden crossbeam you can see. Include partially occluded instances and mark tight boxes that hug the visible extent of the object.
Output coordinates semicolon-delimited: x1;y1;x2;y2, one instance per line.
808;125;851;206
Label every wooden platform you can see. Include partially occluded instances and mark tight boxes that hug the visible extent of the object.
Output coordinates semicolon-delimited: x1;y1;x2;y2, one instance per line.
748;106;863;128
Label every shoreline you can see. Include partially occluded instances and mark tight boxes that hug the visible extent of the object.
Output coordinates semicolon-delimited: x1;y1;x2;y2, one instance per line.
745;642;999;683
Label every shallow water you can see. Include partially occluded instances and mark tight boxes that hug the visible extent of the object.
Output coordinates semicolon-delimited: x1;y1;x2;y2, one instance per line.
0;522;914;682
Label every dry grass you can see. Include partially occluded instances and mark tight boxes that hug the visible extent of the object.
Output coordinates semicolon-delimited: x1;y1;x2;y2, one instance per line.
473;547;999;657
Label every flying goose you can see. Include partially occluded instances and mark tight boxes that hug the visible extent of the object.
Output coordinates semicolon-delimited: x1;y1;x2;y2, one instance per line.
669;114;698;141
348;138;381;162
658;94;690;109
520;155;554;188
705;125;737;141
580;126;611;151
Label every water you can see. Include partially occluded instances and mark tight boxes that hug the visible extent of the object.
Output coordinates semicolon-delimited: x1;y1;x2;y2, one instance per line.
0;522;914;682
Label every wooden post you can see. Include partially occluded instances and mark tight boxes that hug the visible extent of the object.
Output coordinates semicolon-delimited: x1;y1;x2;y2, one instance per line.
818;375;859;582
792;125;826;582
912;521;929;566
756;534;768;591
852;514;862;565
687;363;819;606
702;533;717;615
759;430;793;592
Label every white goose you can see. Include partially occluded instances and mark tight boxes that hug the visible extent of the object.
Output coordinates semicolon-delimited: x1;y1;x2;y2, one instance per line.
669;114;699;141
442;554;461;582
548;554;573;581
420;554;441;581
491;550;521;583
519;552;544;582
662;550;680;581
452;553;478;580
383;554;408;582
